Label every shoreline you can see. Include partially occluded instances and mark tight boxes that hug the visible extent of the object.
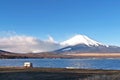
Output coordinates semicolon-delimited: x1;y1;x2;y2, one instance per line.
1;52;120;59
0;67;120;80
65;53;120;58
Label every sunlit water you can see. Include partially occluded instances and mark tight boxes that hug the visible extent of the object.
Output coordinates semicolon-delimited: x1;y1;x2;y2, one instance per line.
0;58;120;70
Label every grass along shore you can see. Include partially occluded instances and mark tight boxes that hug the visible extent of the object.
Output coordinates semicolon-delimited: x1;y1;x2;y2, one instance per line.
0;67;120;80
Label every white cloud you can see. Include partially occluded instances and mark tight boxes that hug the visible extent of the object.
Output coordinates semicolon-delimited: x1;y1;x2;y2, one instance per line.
0;35;61;53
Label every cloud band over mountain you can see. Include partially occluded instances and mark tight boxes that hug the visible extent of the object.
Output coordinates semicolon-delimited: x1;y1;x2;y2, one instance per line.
0;35;61;53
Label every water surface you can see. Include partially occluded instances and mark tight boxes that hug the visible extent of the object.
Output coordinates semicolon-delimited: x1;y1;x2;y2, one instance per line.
0;58;120;70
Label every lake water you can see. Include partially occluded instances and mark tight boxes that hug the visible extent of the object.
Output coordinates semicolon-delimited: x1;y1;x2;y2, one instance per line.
0;58;120;70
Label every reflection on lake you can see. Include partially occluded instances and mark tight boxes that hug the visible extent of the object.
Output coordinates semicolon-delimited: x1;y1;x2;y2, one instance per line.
0;58;120;70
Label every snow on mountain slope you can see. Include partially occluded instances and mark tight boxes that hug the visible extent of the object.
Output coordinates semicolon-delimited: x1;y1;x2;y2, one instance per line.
60;35;104;47
54;34;120;53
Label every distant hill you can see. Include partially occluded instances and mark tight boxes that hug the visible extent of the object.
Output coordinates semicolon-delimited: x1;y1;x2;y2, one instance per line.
0;50;28;58
55;44;120;53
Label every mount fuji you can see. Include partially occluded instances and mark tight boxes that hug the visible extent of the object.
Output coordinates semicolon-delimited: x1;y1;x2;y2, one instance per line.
55;35;120;53
60;35;104;47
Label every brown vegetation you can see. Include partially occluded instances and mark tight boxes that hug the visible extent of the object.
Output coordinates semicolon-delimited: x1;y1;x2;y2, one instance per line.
0;67;120;80
1;51;120;59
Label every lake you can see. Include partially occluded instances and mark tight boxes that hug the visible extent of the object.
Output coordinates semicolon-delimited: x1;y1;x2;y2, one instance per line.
0;58;120;70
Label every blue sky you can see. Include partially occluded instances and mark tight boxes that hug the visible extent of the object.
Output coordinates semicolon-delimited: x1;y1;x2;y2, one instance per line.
0;0;120;46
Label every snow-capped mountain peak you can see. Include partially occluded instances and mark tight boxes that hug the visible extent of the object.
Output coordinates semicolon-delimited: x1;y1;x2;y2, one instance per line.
60;34;103;46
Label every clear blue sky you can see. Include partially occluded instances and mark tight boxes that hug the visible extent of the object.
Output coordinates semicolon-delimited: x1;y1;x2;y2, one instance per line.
0;0;120;46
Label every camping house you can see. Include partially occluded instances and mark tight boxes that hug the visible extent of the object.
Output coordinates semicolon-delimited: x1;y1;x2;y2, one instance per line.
24;62;33;68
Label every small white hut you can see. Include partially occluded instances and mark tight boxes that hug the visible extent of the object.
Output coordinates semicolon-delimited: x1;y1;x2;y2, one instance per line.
24;62;33;68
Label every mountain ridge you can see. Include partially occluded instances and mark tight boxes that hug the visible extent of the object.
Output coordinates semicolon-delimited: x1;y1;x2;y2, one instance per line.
55;34;120;53
1;34;120;54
